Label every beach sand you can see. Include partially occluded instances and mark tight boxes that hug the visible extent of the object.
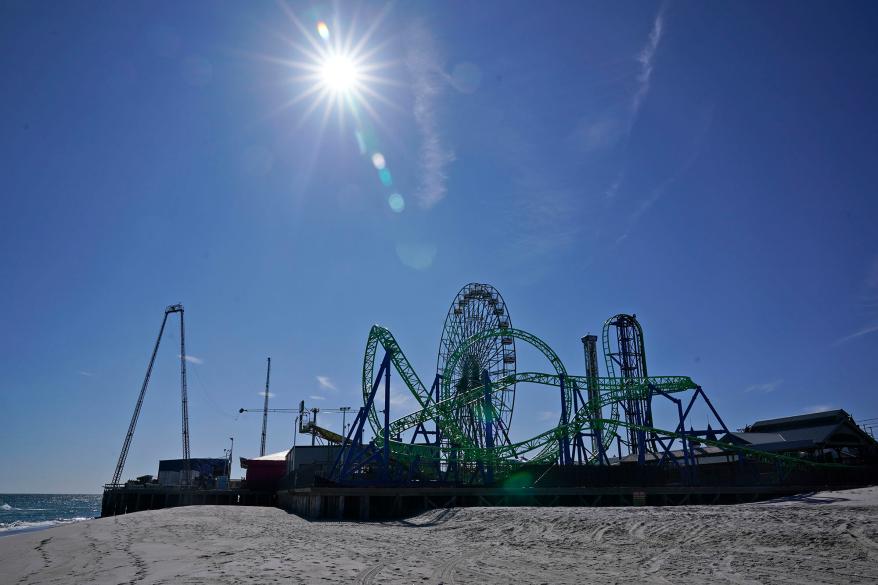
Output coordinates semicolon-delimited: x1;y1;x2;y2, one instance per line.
1;487;876;584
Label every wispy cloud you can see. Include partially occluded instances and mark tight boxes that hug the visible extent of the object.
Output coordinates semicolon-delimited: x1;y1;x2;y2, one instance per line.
490;120;585;273
258;391;275;398
835;256;878;345
389;391;413;408
576;116;624;153
833;323;878;346
316;376;337;391
506;184;580;261
605;174;623;200
538;411;558;422
614;105;713;244
600;5;674;244
631;7;665;122
867;256;878;289
744;379;782;393
178;354;203;365
78;370;94;377
309;394;325;401
405;21;455;209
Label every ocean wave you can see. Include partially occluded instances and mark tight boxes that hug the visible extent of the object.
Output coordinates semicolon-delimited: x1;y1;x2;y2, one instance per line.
0;504;46;512
0;517;90;535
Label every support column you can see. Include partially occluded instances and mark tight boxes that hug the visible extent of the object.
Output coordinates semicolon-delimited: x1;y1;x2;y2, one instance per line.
383;361;391;481
581;335;603;456
359;496;370;521
481;370;494;484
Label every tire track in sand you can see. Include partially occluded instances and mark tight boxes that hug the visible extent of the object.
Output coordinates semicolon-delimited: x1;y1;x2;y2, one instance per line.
353;560;387;585
848;524;878;561
431;550;484;585
712;553;763;585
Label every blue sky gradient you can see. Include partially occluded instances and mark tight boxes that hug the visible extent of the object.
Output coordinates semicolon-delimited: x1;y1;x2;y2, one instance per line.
2;1;878;492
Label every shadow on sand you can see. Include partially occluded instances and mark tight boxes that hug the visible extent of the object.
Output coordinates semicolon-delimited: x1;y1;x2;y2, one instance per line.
397;507;460;527
757;491;850;505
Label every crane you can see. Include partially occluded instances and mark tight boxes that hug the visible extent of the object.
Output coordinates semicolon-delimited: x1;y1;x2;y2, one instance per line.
110;304;191;487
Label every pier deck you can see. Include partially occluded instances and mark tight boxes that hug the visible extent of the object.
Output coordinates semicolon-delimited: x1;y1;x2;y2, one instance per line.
100;485;276;517
277;483;862;521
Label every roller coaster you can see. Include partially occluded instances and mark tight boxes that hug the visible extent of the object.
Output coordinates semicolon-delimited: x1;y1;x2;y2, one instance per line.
330;283;839;485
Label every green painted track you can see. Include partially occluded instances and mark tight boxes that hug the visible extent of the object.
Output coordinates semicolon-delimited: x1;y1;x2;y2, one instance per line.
361;324;843;475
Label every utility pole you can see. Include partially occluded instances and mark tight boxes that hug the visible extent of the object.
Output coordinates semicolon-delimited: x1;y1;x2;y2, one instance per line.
225;437;234;478
260;357;271;457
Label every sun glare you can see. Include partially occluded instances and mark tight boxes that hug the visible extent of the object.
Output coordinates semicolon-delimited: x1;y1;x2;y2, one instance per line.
267;10;403;210
320;54;359;93
272;15;392;121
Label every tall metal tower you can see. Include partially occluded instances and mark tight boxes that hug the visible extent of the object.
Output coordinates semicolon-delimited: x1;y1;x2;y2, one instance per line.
177;305;191;485
110;304;192;487
603;314;652;455
260;357;271;457
581;334;602;455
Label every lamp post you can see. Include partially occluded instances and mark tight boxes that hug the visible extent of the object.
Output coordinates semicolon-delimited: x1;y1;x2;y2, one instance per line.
340;406;351;439
291;413;302;489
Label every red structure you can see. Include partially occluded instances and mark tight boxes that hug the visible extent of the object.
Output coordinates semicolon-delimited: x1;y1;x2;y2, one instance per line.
240;451;288;484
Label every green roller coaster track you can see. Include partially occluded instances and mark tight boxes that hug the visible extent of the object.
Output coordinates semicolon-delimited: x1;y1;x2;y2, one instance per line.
356;299;846;479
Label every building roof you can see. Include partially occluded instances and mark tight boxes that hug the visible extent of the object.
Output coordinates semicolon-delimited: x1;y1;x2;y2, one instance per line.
239;450;290;469
251;450;290;461
726;409;876;451
723;432;785;445
748;409;851;433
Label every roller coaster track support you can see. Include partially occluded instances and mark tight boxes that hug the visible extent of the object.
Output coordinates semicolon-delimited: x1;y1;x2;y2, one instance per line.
331;352;396;483
327;284;853;487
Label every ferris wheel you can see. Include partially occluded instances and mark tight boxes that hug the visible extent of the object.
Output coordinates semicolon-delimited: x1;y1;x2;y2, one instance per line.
436;283;516;448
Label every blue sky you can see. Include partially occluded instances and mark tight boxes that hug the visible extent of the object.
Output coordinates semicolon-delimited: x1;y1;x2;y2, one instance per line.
2;1;878;492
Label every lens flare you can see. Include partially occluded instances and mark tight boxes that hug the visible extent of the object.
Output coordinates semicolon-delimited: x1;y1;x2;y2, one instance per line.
371;152;386;170
388;193;405;212
316;21;330;41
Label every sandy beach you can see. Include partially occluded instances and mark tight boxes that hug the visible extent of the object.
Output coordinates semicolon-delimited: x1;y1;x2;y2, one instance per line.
1;487;876;584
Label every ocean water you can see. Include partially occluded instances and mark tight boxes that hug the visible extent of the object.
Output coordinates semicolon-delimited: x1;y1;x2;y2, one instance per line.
0;494;101;537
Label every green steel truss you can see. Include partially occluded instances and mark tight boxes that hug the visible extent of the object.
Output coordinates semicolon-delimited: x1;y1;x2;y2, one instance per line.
360;323;843;476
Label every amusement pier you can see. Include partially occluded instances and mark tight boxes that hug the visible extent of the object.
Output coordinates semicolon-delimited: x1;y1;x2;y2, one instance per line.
102;283;878;520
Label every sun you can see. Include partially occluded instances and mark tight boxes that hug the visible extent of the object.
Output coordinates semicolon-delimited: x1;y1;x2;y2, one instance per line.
319;53;360;94
259;8;404;208
263;11;395;129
